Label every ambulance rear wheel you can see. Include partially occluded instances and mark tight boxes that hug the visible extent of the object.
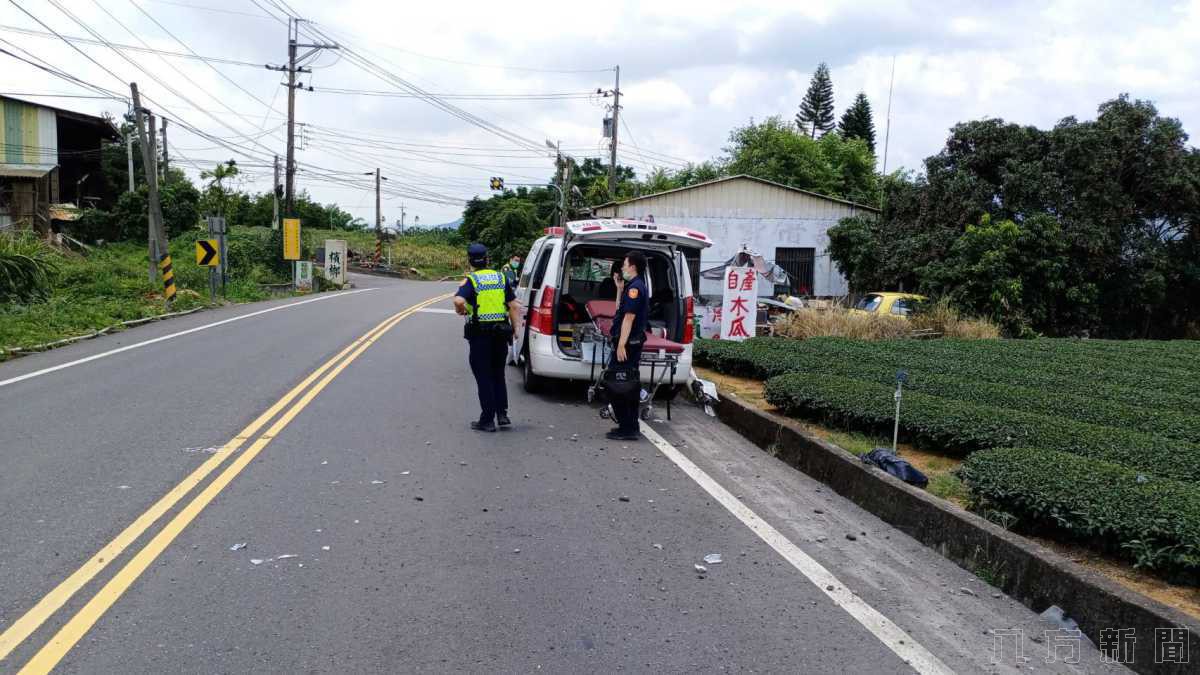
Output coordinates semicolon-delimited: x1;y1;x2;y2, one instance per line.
522;349;545;394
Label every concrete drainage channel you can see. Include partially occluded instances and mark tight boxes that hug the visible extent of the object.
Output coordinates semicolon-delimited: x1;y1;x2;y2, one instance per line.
706;390;1199;675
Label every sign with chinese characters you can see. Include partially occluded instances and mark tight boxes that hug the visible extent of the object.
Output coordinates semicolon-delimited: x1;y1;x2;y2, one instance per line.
294;260;313;291
720;266;757;341
283;218;301;260
324;239;347;287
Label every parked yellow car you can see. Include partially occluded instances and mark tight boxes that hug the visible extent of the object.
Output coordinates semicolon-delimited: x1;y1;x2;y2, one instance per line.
850;292;927;318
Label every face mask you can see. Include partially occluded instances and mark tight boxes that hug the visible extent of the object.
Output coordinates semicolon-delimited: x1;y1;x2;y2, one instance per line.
621;269;635;281
511;261;520;270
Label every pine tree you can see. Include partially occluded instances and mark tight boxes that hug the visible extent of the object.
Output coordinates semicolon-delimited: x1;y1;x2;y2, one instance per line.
796;62;835;138
838;92;876;153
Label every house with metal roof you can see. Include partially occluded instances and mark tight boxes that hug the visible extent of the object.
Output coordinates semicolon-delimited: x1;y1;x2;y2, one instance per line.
591;174;878;300
1;95;121;233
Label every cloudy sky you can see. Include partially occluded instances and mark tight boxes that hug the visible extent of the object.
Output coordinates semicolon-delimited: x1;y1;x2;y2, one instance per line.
2;0;1197;226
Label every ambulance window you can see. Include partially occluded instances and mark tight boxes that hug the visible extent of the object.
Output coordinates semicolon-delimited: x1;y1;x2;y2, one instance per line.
531;244;555;290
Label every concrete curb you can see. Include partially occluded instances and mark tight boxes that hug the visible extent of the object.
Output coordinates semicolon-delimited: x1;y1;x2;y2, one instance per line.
711;391;1198;674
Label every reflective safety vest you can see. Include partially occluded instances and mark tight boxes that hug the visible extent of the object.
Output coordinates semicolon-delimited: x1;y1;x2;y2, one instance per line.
467;270;508;323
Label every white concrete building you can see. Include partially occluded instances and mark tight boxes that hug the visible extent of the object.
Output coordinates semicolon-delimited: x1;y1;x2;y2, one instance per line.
592;175;877;300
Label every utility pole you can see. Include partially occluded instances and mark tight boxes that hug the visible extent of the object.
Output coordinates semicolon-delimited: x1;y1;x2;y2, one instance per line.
131;83;174;305
160;118;168;179
398;204;406;234
375;167;382;232
562;159;574;228
267;18;338;217
272;154;280;229
124;113;134;194
604;66;621;196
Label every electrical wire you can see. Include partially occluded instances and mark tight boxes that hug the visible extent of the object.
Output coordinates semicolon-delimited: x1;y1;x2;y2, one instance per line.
0;23;265;67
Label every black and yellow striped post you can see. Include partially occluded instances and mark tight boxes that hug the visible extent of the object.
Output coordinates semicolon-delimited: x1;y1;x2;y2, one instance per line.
158;254;176;305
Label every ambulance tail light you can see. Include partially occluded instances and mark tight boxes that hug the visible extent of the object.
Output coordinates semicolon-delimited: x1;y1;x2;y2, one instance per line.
683;295;695;344
530;286;556;334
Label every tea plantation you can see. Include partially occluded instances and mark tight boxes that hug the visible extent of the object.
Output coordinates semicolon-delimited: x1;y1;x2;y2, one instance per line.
695;337;1200;580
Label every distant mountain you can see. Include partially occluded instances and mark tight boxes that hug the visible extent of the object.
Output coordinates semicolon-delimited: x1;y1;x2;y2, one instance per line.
423;218;462;230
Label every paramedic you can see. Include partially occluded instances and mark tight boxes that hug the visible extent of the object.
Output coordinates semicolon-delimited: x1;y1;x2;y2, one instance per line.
454;243;521;432
502;254;522;288
607;251;648;441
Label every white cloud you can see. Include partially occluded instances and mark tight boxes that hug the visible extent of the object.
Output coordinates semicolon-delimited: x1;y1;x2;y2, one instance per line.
0;0;1196;224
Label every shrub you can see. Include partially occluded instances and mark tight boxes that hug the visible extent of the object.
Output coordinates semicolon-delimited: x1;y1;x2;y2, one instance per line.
961;447;1200;579
774;308;911;340
0;231;60;303
762;372;1200;482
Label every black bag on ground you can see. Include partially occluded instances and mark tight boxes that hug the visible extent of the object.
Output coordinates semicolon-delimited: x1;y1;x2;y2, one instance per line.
599;367;640;402
862;448;929;488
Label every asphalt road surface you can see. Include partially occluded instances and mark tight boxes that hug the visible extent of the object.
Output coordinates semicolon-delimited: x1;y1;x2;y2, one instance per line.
0;276;1126;674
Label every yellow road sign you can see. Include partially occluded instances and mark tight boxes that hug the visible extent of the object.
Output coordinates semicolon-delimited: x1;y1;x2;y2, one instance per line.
283;218;301;260
195;239;220;266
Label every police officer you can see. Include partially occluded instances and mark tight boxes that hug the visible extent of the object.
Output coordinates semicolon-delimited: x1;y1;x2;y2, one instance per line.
454;243;520;432
607;251;649;441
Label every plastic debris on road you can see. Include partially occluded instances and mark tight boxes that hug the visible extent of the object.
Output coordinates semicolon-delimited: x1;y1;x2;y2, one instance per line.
229;542;247;552
653;544;663;550
276;554;298;560
370;480;386;485
322;546;330;551
1040;605;1080;632
117;485;131;490
694;564;707;573
401;471;411;475
250;559;265;565
703;553;722;565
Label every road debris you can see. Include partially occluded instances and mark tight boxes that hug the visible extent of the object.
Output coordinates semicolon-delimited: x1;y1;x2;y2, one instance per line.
370;480;386;485
322;546;331;551
960;587;977;597
276;554;298;560
229;542;247;552
401;471;411;475
250;559;266;565
653;544;663;550
117;485;131;490
694;564;707;573
703;553;723;565
618;496;630;502
845;534;858;541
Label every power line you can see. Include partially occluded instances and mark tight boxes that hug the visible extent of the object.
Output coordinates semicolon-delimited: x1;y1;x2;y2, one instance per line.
310;86;596;101
0;23;265;67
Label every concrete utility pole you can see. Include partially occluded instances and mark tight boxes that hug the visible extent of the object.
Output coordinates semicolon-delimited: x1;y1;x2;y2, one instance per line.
130;83;174;304
125;113;134;194
606;66;621;196
267;17;338;217
398;204;406;233
160;118;168;179
375;168;382;231
272;154;280;229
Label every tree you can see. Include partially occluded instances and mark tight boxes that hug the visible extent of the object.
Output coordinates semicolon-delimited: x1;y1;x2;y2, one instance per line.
827;94;1200;338
796;62;835;138
839;92;876;153
723;116;878;203
200;160;240;216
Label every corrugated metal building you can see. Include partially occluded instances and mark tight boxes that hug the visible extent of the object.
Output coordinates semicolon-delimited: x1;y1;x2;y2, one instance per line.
592;175;877;299
0;95;120;232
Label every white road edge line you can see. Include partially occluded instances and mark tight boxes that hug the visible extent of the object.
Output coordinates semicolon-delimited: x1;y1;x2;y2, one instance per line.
0;289;378;389
640;424;954;675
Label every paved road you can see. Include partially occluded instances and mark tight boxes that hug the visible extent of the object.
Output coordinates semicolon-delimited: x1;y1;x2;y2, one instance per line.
0;276;1125;673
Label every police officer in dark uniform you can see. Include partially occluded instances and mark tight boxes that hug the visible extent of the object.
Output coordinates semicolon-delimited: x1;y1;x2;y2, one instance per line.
453;243;520;432
607;251;649;441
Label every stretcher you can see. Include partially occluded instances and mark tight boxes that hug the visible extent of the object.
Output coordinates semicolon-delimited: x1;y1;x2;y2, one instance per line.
580;300;683;421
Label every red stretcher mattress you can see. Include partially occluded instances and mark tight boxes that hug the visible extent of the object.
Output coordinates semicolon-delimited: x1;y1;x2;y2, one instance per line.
584;300;685;354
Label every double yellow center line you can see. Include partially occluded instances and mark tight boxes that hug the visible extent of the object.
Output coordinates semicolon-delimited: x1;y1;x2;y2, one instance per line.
3;293;450;673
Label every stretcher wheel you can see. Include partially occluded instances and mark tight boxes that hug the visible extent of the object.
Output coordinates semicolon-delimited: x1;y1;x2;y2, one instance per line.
639;406;651;421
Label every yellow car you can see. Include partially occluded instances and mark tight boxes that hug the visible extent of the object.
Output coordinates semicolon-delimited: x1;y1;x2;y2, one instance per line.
850;292;927;318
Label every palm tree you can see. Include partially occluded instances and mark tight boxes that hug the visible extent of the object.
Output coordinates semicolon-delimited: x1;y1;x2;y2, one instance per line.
201;160;239;216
